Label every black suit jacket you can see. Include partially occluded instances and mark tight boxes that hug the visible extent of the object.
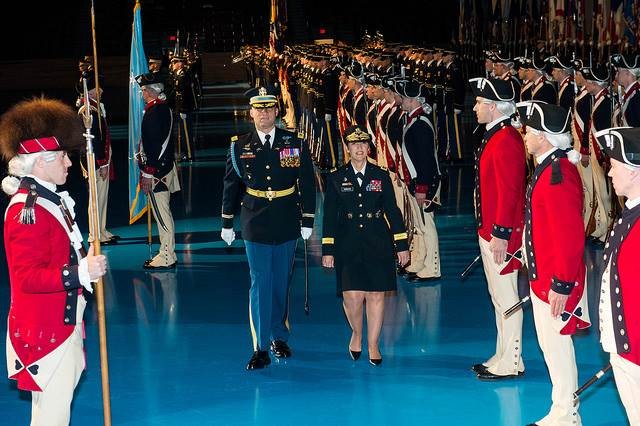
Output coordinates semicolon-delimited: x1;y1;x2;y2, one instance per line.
222;127;316;244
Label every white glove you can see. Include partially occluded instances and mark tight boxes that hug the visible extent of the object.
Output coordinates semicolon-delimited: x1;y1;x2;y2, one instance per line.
301;227;312;240
454;108;462;114
180;113;187;119
221;228;236;245
324;113;332;121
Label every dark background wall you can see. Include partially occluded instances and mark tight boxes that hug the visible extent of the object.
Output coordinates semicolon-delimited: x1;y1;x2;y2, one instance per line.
3;1;457;60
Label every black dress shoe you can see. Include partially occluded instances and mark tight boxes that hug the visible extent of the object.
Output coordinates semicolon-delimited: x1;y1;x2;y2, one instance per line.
270;340;292;358
246;350;271;370
349;349;361;361
143;261;177;270
100;238;117;246
471;363;488;374
110;235;121;241
476;370;524;381
369;358;383;366
525;424;539;426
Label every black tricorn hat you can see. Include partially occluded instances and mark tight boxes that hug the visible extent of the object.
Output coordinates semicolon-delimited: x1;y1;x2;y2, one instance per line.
611;53;640;69
493;51;513;64
579;62;610;82
516;101;571;134
469;77;515;101
402;80;428;99
364;72;381;86
346;61;364;80
545;54;573;70
135;72;162;87
596;127;640;167
531;53;552;73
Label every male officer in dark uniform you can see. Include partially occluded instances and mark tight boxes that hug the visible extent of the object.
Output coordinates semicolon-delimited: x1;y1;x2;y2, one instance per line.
221;86;316;370
546;54;576;112
136;73;180;270
611;53;640;127
595;126;640;425
527;54;557;104
170;53;196;161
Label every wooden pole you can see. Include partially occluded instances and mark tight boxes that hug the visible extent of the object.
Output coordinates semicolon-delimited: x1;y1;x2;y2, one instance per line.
86;2;112;423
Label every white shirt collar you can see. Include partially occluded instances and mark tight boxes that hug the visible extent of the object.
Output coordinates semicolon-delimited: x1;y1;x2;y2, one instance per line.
27;174;57;192
351;162;367;176
625;195;640;210
257;128;276;146
486;115;509;131
536;147;559;164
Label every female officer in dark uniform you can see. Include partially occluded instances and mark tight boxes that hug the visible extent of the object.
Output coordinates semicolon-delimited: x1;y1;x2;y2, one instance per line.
321;125;410;365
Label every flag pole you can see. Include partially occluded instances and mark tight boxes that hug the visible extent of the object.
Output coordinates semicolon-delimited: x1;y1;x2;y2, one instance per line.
88;1;112;424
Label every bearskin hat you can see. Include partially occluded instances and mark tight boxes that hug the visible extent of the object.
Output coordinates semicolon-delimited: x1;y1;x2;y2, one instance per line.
0;97;85;161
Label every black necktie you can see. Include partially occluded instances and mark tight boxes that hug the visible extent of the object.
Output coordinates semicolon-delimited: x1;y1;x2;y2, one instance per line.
264;134;271;147
355;172;364;183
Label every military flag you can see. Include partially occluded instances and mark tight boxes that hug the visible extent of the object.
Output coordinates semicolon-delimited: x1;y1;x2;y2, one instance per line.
128;0;148;224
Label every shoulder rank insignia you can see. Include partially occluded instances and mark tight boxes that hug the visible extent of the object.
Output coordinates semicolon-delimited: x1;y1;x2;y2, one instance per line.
297;132;304;139
231;135;238;142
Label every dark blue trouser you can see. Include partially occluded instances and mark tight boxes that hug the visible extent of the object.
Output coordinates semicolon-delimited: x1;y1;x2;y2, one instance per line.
245;239;296;351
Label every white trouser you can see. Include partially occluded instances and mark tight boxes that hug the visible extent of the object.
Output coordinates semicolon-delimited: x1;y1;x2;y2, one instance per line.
88;170;113;242
610;353;640;426
149;166;179;267
478;236;524;375
531;292;581;426
406;195;440;278
30;324;84;426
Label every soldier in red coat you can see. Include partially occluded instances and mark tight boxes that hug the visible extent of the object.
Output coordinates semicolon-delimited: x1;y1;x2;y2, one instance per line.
595;126;640;425
469;77;527;381
0;98;107;425
517;101;590;426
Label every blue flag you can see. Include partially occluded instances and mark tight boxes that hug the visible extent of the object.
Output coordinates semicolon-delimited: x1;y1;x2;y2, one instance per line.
128;0;148;224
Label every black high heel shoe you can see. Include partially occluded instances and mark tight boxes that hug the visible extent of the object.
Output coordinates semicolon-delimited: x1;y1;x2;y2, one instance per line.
349;349;361;361
369;357;382;366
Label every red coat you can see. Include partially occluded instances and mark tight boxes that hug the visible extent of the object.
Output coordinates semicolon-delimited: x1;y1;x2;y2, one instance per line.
475;120;526;274
526;152;590;335
605;204;640;366
4;183;85;391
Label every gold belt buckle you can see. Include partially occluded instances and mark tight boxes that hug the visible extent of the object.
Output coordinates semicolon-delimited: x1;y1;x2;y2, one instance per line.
265;190;276;201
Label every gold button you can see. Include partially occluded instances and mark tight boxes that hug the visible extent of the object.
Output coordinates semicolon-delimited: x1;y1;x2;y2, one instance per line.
267;176;271;180
266;165;270;169
268;187;272;191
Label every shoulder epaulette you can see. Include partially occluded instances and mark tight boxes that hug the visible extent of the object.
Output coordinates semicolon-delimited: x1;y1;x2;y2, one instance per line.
231;135;238;142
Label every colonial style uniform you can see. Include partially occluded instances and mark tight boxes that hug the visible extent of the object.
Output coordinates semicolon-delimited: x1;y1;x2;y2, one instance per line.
0;99;99;426
400;80;441;281
221;87;316;368
77;85;117;245
518;101;590;426
170;54;196;161
136;73;180;269
596;127;640;425
470;78;526;379
584;64;614;242
611;54;640;128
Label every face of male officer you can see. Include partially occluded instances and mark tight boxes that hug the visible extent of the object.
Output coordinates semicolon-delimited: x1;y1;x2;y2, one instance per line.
35;151;72;186
473;97;495;124
250;106;278;133
609;158;640;198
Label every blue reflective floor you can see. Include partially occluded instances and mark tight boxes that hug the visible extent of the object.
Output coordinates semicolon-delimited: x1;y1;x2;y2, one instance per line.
0;83;629;425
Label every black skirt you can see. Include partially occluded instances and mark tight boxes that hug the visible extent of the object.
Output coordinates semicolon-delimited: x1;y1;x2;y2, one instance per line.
335;256;397;294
